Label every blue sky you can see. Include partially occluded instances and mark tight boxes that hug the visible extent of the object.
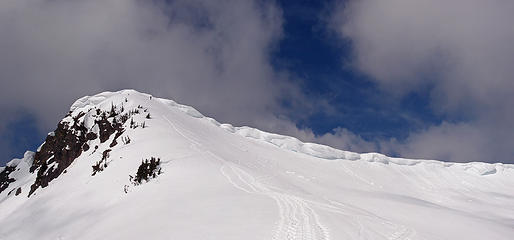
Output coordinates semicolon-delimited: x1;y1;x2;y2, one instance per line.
1;0;514;164
0;112;44;164
273;0;441;140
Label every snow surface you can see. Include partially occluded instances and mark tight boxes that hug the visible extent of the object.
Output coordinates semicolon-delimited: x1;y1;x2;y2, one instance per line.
1;89;513;240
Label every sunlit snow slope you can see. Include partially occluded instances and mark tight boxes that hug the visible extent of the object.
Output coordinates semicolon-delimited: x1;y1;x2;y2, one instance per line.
1;90;513;240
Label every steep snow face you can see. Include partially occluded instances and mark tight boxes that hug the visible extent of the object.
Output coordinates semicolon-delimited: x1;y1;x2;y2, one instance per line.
1;89;513;240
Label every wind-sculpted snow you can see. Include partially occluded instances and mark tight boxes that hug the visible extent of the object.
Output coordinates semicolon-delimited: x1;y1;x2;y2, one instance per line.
149;90;513;176
74;90;514;175
0;152;34;198
226;127;513;175
0;89;513;240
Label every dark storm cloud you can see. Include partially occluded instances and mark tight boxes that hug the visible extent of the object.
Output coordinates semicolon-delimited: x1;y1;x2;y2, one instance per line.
331;0;514;163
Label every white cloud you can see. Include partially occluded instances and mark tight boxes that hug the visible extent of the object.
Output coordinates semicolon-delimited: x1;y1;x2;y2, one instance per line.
4;0;513;164
331;0;514;163
0;0;357;163
0;0;286;129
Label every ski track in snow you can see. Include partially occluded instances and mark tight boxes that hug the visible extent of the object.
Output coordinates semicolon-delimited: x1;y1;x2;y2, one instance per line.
164;114;418;240
317;198;417;240
164;116;330;240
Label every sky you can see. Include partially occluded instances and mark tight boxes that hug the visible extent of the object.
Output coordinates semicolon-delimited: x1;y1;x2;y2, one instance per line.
1;0;513;165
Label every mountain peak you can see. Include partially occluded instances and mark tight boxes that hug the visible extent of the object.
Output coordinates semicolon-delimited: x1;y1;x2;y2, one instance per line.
1;90;514;239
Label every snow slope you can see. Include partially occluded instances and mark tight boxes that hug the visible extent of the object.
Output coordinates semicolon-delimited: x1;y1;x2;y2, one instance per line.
1;89;513;240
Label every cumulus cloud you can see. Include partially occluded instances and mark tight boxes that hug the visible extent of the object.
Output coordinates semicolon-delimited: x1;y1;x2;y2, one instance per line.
5;0;513;164
0;0;290;128
0;0;357;163
331;0;514;162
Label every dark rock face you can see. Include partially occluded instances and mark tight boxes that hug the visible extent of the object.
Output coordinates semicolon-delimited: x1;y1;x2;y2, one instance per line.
28;115;91;196
0;100;149;197
0;166;16;194
96;116;123;144
28;105;131;196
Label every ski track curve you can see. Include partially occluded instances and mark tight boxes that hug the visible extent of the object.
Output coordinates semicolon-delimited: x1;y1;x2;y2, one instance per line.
164;115;415;240
164;115;332;239
316;198;417;240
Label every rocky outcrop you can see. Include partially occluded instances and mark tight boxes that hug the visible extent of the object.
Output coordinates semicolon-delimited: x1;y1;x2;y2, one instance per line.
28;104;132;196
0;166;16;194
28;113;93;196
0;93;151;198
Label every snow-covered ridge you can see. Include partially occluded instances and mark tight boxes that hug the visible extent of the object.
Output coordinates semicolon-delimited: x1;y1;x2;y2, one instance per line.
3;152;34;169
71;89;513;176
1;152;35;175
2;89;514;240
